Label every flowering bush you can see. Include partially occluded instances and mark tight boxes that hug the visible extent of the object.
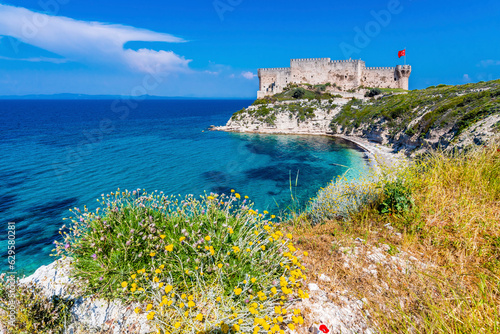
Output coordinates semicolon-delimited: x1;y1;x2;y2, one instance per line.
307;175;380;225
55;189;309;333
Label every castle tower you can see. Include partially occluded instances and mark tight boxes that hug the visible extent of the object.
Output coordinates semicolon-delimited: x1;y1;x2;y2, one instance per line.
395;65;412;90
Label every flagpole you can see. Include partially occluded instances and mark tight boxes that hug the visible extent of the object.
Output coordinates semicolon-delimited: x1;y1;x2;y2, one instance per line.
404;46;406;66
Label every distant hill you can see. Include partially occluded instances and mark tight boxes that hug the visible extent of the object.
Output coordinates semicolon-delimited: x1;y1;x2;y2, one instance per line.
0;94;251;100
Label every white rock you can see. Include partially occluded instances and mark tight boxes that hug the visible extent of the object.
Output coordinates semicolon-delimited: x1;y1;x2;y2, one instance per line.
319;274;332;282
308;283;321;291
19;259;152;334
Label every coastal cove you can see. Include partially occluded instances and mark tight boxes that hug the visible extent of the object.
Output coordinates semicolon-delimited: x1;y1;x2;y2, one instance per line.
0;99;371;276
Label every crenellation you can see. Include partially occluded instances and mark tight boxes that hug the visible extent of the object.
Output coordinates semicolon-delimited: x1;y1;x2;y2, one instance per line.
257;57;411;98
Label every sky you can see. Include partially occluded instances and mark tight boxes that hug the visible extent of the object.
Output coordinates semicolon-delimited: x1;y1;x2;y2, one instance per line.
0;0;499;98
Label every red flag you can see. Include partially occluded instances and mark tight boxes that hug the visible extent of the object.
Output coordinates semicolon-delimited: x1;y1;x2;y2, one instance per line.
398;49;406;58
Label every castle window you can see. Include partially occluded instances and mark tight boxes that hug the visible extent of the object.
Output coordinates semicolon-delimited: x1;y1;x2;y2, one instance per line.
394;78;397;81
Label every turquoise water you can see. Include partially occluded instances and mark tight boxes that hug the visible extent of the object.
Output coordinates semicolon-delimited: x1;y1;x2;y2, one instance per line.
0;99;369;275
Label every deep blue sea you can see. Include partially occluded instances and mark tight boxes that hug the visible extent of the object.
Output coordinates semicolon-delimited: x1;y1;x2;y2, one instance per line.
0;99;368;275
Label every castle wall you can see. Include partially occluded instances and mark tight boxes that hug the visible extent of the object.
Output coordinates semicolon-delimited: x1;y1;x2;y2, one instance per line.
362;67;400;89
326;60;363;90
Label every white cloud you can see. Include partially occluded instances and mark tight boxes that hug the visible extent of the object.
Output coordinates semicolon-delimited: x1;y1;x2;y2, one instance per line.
241;71;257;80
477;60;500;68
463;74;471;82
0;55;68;63
0;4;191;73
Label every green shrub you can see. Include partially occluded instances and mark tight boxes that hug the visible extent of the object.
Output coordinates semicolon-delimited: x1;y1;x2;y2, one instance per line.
292;88;306;99
55;190;308;333
378;177;414;214
308;176;380;225
365;88;382;97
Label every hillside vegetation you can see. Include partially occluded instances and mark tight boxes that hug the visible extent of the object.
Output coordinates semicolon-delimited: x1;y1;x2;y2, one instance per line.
330;80;500;151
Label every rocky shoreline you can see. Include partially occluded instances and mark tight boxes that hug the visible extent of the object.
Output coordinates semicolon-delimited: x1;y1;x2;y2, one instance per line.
212;125;406;169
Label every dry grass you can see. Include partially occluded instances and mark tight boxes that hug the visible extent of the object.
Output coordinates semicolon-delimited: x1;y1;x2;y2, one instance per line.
288;143;500;333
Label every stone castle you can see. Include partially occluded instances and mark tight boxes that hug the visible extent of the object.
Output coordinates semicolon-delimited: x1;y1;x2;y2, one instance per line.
257;58;411;98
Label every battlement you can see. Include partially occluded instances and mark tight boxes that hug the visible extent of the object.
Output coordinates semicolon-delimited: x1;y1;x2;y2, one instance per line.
291;58;331;62
259;67;290;72
365;66;395;70
329;59;360;63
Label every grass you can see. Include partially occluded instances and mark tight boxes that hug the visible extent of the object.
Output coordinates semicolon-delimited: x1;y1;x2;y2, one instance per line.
290;143;500;333
54;191;309;333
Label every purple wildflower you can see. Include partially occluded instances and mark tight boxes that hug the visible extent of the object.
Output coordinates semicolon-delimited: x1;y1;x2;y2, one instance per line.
91;254;97;259
99;277;103;281
65;244;70;250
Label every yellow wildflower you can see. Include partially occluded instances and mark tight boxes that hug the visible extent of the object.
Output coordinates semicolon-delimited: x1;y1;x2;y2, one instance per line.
134;307;141;314
121;281;128;288
234;287;242;295
164;285;173;293
146;304;153;311
160;235;166;239
165;244;174;251
205;235;211;241
179;236;185;242
150;252;156;257
195;313;203;321
235;193;241;199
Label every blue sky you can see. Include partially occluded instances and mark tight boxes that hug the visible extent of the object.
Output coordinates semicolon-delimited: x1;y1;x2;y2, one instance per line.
0;0;499;98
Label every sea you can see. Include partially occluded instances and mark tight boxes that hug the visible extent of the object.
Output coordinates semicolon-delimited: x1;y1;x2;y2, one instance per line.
0;99;369;276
